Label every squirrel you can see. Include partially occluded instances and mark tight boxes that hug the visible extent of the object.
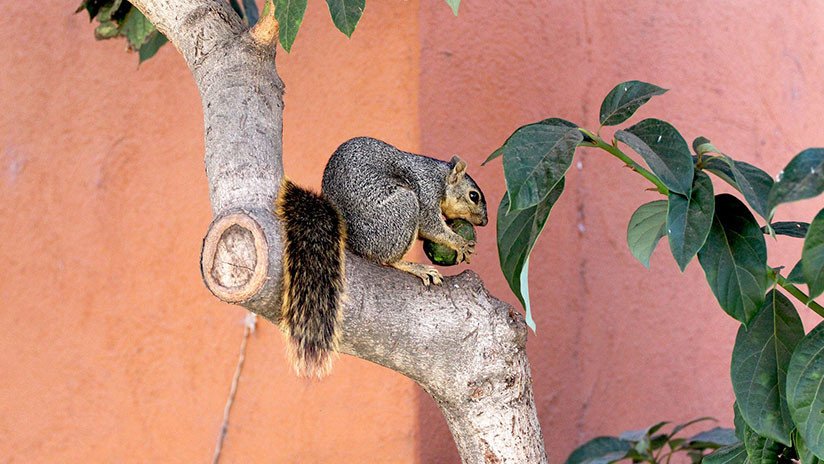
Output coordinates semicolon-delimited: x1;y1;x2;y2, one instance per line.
276;136;488;378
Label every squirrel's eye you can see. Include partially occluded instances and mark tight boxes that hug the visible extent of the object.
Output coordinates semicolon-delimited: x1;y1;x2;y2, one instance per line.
469;191;480;204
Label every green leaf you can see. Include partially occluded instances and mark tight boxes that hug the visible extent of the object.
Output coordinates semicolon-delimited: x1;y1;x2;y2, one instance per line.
626;200;668;268
565;436;632;464
619;421;670;442
497;179;566;332
795;431;823;464
697;194;769;324
729;160;773;220
229;0;244;18
703;155;738;186
120;7;154;51
703;443;748;464
667;170;715;271
742;422;783;464
802;208;824;299
94;21;120;39
733;403;747;441
731;290;804;445
693;136;721;156
769;148;824;212
696;147;773;220
326;0;365;37
599;81;668;126
484;118;578;166
500;119;581;211
787;320;824;460
786;260;805;285
242;0;260;25
765;221;809;239
275;0;307;52
616;119;694;195
138;31;168;63
670;417;717;438
445;0;460;15
688;427;739;448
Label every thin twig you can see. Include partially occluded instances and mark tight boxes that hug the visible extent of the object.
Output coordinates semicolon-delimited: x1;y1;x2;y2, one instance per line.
212;312;257;464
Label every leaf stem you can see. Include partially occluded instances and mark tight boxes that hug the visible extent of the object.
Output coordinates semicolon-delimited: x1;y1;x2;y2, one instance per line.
579;128;670;195
773;271;824;318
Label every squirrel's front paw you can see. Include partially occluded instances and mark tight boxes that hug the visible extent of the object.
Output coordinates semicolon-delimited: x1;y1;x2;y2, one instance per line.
455;239;476;264
390;261;444;286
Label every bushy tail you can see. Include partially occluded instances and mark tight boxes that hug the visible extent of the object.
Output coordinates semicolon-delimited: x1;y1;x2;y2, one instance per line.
276;179;346;378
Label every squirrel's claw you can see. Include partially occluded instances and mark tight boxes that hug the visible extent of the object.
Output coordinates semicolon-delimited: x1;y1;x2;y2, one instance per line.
390;261;444;286
455;239;476;264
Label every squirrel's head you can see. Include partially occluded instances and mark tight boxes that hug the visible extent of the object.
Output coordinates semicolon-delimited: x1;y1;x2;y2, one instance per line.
441;155;488;227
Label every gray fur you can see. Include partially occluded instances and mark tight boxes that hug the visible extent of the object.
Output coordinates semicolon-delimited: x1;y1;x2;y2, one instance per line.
322;137;487;264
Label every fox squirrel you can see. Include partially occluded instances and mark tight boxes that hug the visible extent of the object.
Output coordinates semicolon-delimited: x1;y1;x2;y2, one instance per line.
276;137;488;377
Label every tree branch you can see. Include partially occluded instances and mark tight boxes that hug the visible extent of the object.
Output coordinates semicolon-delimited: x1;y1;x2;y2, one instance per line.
130;1;547;462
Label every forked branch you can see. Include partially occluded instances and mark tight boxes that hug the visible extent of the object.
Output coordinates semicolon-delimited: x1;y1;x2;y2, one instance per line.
129;1;547;461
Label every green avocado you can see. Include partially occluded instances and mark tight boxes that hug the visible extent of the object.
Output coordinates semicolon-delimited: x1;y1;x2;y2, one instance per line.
423;219;476;266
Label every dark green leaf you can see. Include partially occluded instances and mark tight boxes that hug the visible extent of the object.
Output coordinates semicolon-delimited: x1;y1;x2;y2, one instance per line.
565;436;633;464
769;148;824;212
77;0;108;20
229;0;244;18
730;160;774;220
616;119;694;195
697;194;769;324
703;155;738;186
275;0;307;52
484;118;578;166
802;208;824;299
765;222;810;239
501;119;581;211
445;0;460;15
667;171;715;271
688;427;739;448
703;443;748;464
699;153;773;220
786;260;805;285
599;81;668;126
242;0;260;25
619;421;670;442
743;421;783;464
497;179;566;332
731;290;803;445
626;200;668;268
670;417;717;438
326;0;365;37
787;320;824;460
734;403;746;441
138;31;168;63
650;434;669;451
795;431;823;464
484;146;504;165
120;7;154;50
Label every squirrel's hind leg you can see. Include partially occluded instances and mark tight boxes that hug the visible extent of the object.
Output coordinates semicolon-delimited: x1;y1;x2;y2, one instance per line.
390;261;443;286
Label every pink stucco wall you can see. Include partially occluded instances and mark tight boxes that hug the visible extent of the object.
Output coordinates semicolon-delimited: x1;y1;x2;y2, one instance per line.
1;0;822;462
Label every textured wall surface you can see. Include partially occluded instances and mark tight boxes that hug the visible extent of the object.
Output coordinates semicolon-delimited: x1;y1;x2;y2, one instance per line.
1;0;823;463
0;1;421;462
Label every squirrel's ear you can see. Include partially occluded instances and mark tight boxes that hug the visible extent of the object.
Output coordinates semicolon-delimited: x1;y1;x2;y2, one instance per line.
448;156;467;185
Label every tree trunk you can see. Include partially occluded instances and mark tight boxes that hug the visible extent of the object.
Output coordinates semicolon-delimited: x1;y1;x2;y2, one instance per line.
129;1;547;462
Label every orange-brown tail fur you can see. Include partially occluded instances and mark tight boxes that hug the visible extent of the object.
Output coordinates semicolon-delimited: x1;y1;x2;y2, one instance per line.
276;179;346;378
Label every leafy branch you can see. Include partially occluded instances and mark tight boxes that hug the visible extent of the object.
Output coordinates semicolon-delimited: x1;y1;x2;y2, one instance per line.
488;80;824;464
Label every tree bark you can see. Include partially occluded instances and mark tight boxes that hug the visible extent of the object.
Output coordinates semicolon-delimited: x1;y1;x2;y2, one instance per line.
129;1;547;462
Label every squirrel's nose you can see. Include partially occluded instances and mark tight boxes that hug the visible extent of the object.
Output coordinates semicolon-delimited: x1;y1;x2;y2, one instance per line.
480;216;488;226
